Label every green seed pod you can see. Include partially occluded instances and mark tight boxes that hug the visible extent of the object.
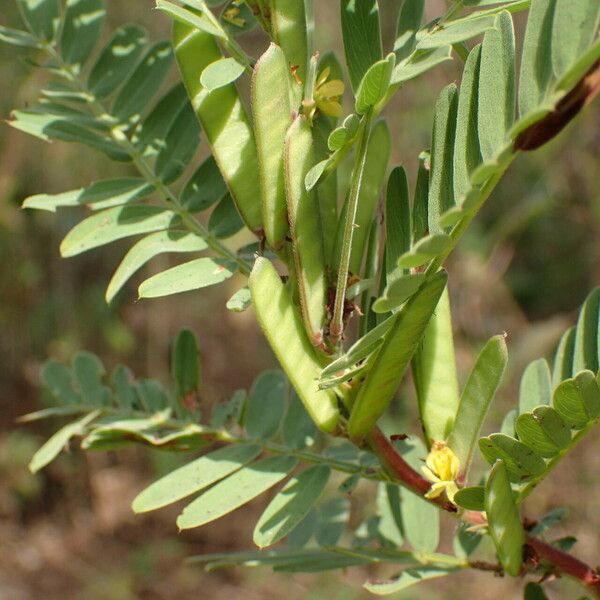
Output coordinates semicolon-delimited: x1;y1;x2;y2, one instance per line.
334;118;390;276
348;271;448;443
251;43;293;250
172;20;262;233
284;115;328;350
269;0;309;106
249;257;340;433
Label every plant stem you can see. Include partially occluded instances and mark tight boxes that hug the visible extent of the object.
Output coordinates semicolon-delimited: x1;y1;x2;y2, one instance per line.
366;426;457;512
525;535;600;597
330;110;373;346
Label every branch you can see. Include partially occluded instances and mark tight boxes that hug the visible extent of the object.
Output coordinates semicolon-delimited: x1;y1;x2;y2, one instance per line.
525;535;600;598
366;427;457;512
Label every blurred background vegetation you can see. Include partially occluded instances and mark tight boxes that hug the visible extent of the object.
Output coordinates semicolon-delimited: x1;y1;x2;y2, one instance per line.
0;1;599;598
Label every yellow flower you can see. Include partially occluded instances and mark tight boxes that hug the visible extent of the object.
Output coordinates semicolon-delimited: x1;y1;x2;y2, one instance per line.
422;441;460;503
313;66;345;118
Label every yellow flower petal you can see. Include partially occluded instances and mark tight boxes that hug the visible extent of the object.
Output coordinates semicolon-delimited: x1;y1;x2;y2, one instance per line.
424;482;446;499
316;66;330;88
317;79;345;98
316;98;342;118
421;465;440;483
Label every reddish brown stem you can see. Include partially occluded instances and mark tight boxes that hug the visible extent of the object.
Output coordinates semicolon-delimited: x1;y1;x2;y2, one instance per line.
367;429;600;597
366;427;456;512
526;535;600;596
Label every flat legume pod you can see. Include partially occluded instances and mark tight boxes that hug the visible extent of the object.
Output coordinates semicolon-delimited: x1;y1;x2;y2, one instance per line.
249;257;340;433
172;20;262;233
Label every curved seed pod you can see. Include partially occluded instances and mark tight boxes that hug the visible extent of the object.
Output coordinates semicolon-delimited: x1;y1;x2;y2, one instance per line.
251;43;292;250
249;258;340;433
284;115;328;349
172;20;262;233
269;0;309;106
334;118;390;276
348;271;448;443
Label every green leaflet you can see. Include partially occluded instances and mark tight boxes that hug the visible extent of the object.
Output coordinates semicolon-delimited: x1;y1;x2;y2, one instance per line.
181;155;228;213
394;0;424;61
376;483;403;547
412;288;459;443
190;548;374;572
42;360;80;405
60;0;105;70
348;271;447;442
428;84;458;234
9;110;130;162
177;455;299;529
524;583;550;600
155;101;201;184
364;567;457;595
245;370;287;440
72;352;110;406
23;178;153;212
131;444;261;513
253;465;330;548
453;44;482;204
572;287;600;375
87;24;149;98
207;193;244;238
335;118;390;275
515;407;570;457
553;370;600;429
397;234;452;269
397;437;440;552
173;19;262;233
385;167;411;275
252;44;292;250
0;25;41;48
340;0;383;93
133;84;188;156
518;0;557;119
226;287;251;313
284;116;327;347
551;0;600;80
412;151;429;243
17;0;60;41
417;14;495;50
281;391;317;450
519;358;552;414
391;46;453;86
171;328;200;404
270;0;308;103
137;257;235;299
477;11;515;162
106;231;207;303
485;460;524;577
200;57;245;91
249;258;340;433
112;42;174;126
447;335;508;477
372;273;425;314
60;206;179;257
454;485;485;511
355;53;395;115
28;411;100;473
479;433;546;480
552;326;575;388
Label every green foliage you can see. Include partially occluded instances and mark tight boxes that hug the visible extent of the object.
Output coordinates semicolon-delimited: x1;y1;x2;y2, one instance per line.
5;0;600;596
